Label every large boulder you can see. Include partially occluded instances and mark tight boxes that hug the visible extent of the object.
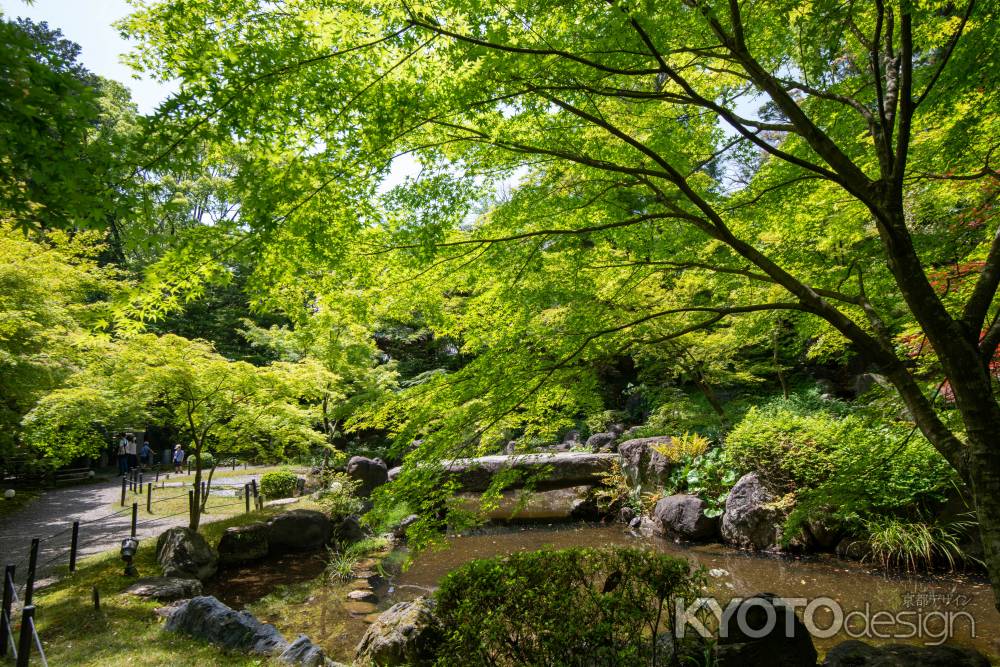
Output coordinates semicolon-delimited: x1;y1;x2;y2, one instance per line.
562;429;582;445
441;452;616;493
391;514;421;539
156;527;219;581
217;522;269;565
720;473;785;551
618;437;674;491
347;456;389;497
653;494;718;540
805;515;843;551
823;640;990;666
586;431;617;452
332;514;367;543
165;595;287;655
126;576;202;601
277;635;330;667
835;535;872;561
714;593;817;667
355;596;442;666
266;509;332;554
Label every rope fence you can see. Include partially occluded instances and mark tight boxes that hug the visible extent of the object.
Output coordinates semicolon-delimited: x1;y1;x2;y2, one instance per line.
1;469;264;666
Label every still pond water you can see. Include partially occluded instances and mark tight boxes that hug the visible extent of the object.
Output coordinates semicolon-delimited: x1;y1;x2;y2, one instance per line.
209;523;1000;663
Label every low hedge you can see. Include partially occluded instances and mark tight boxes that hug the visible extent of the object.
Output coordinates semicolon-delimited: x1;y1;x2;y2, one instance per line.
260;469;298;499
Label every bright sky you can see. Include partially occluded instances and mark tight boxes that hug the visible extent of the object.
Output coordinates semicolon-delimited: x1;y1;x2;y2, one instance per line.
0;0;173;113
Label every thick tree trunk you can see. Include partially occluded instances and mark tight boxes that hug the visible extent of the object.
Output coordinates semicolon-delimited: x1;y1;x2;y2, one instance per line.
772;321;789;399
190;449;202;531
966;437;1000;610
200;461;217;513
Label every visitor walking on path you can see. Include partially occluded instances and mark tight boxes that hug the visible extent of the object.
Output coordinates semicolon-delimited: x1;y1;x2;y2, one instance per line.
116;435;128;476
140;440;152;469
172;444;185;473
125;435;138;471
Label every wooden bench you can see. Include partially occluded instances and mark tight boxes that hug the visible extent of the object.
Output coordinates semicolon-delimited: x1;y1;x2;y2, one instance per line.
53;467;92;485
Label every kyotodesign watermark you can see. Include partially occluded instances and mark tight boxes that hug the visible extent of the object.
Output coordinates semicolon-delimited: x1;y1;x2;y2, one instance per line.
675;592;977;646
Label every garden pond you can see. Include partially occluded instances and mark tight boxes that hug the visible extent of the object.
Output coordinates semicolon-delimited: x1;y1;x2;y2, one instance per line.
205;522;1000;663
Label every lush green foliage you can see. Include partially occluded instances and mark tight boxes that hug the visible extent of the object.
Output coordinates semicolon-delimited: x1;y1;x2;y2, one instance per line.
315;472;364;517
723;391;959;544
260;469;299;500
0;18;129;230
0;224;119;464
3;0;1000;596
434;547;706;666
725;405;844;491
664;448;739;519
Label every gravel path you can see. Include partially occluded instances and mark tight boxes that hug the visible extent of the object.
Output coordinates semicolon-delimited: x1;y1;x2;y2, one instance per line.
0;468;277;585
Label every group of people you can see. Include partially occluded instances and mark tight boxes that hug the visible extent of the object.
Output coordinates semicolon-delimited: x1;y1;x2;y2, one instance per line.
115;434;186;475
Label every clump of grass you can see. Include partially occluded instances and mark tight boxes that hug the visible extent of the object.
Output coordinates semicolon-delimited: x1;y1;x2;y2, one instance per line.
324;536;390;582
862;514;978;573
325;551;358;582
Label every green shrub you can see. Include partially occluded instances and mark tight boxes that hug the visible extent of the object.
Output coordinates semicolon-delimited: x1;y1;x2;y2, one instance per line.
316;472;363;517
434;547;707;666
724;406;842;491
260;469;298;499
199;452;215;469
785;421;959;539
584;409;626;436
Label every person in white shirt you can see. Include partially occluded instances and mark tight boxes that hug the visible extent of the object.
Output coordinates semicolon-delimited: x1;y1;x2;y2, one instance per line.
125;435;138;471
117;436;128;476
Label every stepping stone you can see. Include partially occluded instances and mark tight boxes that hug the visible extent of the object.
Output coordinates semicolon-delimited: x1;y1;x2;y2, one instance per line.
343;599;378;616
347;589;378;603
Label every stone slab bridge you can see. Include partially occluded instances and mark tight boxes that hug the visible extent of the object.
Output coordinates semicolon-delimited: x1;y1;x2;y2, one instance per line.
390;452;617;493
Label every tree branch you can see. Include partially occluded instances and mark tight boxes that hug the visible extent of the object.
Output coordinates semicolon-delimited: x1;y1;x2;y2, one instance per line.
913;0;977;109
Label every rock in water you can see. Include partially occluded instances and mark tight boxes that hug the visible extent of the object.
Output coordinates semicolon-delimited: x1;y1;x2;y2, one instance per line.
156;527;219;581
217;522;269;565
653;494;718;540
347;456;389;497
355;596;442;666
266;509;332;554
165;595;287;655
823;640;990;666
715;593;817;667
278;635;329;667
720;473;784;550
391;514;421;539
617;437;674;491
126;576;202;601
